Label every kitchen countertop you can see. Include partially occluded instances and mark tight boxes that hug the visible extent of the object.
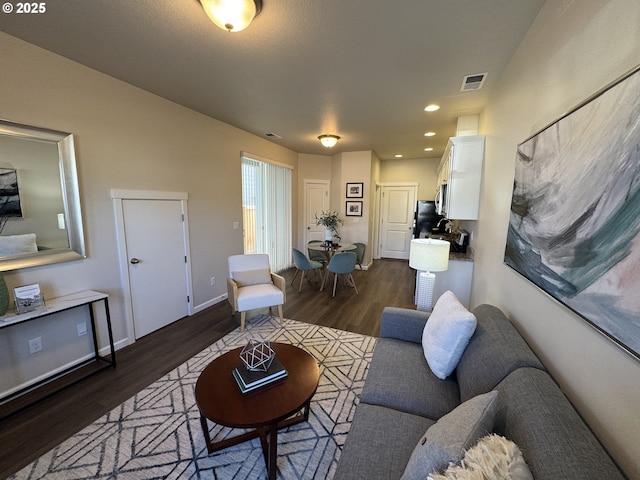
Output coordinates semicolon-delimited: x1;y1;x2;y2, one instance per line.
423;233;474;261
449;246;473;262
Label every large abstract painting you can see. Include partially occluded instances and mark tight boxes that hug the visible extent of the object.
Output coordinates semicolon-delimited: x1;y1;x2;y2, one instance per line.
505;66;640;360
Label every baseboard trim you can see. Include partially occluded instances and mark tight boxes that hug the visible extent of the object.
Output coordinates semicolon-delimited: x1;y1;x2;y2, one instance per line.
193;293;228;314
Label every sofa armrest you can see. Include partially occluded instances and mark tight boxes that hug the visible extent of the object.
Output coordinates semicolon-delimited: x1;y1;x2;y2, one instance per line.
380;307;429;344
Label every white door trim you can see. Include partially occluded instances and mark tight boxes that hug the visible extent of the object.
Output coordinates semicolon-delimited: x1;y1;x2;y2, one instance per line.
111;189;193;345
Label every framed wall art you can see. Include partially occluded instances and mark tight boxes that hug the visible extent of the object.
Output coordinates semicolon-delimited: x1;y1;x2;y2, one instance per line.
346;182;363;198
346;201;363;217
504;65;640;360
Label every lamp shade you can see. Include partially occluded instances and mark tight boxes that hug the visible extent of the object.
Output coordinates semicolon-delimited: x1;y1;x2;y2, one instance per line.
409;239;449;272
200;0;261;32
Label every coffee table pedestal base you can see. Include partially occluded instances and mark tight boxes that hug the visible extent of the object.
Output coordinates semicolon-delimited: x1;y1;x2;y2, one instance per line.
200;402;311;480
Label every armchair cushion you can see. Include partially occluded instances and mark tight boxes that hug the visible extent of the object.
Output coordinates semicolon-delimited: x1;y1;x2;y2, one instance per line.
232;268;272;287
236;283;284;311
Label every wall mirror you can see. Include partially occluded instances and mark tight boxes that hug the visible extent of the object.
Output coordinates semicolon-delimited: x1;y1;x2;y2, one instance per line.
0;120;85;271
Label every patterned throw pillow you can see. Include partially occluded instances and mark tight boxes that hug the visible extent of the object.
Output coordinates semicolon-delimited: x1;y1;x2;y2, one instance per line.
427;434;533;480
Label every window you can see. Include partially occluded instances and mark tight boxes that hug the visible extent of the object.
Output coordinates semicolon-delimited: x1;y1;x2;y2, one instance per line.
241;153;292;272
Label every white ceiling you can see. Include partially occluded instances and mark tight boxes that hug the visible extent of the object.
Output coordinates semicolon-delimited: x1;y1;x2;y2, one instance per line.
0;0;545;159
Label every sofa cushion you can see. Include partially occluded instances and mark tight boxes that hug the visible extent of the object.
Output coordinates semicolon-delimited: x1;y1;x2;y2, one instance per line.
427;434;533;480
494;368;625;480
360;337;460;420
456;304;545;402
423;291;477;380
333;403;434;480
401;391;498;480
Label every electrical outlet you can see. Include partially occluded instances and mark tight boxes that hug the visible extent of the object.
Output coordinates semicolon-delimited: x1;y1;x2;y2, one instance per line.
28;337;43;354
210;276;216;286
77;322;88;336
233;222;240;230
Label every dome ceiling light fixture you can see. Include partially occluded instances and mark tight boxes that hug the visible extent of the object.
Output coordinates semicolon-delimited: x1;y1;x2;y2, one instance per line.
318;134;340;148
200;0;262;33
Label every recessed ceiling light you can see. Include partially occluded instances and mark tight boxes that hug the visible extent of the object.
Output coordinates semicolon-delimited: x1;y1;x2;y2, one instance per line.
424;132;436;137
424;147;434;152
424;104;440;112
394;154;403;158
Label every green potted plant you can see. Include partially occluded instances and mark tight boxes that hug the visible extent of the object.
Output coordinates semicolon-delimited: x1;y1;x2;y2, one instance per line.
315;210;343;243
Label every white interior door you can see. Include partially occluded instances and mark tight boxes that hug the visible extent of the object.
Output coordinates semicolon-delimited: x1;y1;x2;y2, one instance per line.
122;199;189;339
304;181;330;244
379;185;417;259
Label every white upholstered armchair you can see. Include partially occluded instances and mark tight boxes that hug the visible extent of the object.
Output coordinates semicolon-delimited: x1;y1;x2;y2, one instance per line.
227;254;286;331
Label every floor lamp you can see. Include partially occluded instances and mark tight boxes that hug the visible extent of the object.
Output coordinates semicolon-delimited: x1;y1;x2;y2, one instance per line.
409;239;450;311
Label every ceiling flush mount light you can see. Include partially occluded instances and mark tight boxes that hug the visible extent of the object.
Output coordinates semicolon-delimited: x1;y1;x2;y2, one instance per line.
200;0;262;32
424;104;440;112
424;131;436;137
424;147;433;152
318;134;340;148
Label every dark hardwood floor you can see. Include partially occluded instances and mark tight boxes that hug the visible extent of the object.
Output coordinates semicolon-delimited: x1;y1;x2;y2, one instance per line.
0;258;414;478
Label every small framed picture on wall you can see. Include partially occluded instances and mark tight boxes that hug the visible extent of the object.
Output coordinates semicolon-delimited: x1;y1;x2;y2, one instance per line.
346;201;363;216
346;182;363;198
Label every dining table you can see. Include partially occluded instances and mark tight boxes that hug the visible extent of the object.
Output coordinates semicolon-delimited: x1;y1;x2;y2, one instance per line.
308;242;356;261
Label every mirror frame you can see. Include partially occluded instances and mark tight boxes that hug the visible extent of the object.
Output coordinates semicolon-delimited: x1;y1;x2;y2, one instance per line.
0;120;86;271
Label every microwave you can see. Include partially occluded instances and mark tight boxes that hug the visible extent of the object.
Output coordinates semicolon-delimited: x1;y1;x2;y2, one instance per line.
434;184;447;216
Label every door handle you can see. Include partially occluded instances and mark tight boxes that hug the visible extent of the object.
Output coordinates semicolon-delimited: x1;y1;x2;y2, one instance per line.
130;258;141;264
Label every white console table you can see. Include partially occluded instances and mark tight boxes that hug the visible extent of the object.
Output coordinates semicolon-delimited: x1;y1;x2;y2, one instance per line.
0;290;115;414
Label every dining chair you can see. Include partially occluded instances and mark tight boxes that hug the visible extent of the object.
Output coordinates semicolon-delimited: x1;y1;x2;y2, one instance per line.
354;242;367;281
227;254;286;331
308;240;328;264
321;251;358;298
291;248;325;292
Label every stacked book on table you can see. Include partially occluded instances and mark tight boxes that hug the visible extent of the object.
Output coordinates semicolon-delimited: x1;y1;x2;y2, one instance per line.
232;357;288;393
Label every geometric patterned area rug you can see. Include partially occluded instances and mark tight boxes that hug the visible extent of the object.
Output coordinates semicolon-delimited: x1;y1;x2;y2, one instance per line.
11;315;376;479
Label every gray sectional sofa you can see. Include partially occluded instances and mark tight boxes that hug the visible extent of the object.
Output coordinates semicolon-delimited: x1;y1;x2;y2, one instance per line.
334;305;626;479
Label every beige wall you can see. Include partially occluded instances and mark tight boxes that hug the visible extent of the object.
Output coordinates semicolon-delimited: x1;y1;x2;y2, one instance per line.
0;32;297;393
473;0;640;476
379;157;440;200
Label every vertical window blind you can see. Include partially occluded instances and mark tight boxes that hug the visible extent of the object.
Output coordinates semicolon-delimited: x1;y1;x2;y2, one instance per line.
241;154;292;273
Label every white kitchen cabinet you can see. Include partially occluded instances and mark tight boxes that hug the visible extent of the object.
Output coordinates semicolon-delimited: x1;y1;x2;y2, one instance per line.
436;135;485;220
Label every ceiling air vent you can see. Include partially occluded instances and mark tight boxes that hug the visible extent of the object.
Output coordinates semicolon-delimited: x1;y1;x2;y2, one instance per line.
264;132;282;139
461;73;487;91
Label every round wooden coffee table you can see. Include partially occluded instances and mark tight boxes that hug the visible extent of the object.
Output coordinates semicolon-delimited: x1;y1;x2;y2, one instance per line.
195;342;320;480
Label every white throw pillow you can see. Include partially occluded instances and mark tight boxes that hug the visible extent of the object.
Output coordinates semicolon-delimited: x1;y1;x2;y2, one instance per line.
427;434;533;480
232;268;273;287
423;290;477;379
401;391;499;480
0;233;38;256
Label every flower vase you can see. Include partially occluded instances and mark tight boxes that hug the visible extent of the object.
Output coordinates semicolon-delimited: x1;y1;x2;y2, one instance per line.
324;229;332;243
0;275;9;316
